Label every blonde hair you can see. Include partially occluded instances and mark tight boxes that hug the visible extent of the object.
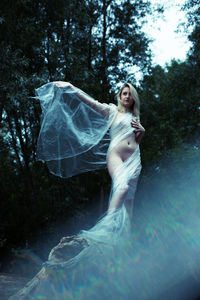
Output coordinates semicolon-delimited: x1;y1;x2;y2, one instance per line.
116;83;140;119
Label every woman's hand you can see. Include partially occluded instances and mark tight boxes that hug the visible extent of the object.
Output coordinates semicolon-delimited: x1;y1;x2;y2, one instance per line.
131;119;145;143
53;81;73;88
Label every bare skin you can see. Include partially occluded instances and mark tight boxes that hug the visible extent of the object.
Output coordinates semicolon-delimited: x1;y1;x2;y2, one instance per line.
53;82;145;219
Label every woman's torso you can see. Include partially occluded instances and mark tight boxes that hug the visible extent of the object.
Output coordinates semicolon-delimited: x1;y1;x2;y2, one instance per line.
107;111;138;162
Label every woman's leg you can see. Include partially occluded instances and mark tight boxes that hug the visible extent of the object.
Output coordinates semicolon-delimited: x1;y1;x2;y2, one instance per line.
107;152;128;212
123;169;140;220
124;198;134;220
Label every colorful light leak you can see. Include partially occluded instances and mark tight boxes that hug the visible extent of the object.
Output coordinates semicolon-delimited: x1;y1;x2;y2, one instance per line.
11;148;200;300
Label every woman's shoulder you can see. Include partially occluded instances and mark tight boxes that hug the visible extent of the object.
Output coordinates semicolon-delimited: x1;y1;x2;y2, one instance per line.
108;103;118;110
101;102;118;113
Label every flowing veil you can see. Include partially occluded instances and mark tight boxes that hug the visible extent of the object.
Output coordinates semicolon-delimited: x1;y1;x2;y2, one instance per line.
35;83;117;178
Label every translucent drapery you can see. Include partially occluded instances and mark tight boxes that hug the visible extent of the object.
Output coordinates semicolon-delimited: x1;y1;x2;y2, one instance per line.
35;83;117;178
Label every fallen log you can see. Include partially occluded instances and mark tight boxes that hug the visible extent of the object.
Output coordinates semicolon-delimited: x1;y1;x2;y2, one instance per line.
9;235;89;299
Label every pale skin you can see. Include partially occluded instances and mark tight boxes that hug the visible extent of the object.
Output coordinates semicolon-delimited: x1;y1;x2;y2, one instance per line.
53;82;145;219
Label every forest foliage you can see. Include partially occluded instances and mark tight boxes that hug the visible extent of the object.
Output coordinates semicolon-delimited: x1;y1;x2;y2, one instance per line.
0;0;199;270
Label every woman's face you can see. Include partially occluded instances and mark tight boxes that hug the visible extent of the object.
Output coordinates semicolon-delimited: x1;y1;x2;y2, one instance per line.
120;87;134;110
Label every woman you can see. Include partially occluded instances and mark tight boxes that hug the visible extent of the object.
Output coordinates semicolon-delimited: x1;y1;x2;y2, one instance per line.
36;81;144;244
106;83;144;217
36;81;145;220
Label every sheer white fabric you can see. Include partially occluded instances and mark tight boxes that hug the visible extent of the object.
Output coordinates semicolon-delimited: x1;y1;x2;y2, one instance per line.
35;83;117;178
35;82;141;247
28;82;142;299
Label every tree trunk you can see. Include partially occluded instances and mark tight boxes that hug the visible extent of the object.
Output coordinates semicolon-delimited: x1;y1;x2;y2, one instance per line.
88;24;93;71
101;0;108;102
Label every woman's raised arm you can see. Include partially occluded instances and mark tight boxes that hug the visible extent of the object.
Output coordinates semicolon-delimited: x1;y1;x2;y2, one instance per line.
53;81;110;116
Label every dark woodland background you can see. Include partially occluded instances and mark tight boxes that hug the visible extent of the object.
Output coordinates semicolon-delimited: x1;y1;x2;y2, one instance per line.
0;0;199;277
